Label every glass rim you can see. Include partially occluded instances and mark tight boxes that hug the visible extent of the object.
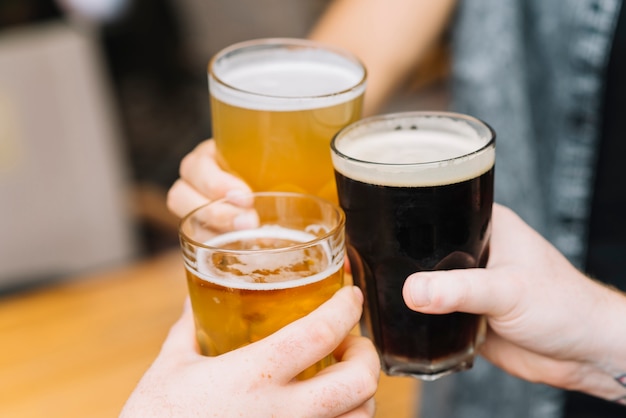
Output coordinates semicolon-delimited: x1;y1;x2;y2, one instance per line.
208;37;367;101
179;191;346;254
330;111;496;168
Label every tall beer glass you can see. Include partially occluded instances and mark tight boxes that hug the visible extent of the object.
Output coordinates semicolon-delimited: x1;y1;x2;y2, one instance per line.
209;38;366;202
179;192;346;379
331;111;495;380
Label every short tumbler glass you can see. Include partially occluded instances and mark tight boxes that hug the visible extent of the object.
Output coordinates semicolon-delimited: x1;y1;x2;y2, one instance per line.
179;192;346;379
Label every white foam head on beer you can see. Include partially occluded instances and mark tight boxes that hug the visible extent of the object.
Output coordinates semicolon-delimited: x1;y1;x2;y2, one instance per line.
210;48;366;111
193;225;342;291
332;116;495;187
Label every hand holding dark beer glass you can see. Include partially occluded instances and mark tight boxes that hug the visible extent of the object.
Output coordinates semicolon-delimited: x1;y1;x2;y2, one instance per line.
331;111;495;380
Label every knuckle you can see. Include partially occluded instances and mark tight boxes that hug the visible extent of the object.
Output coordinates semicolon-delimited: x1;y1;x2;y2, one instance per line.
357;368;379;399
430;273;468;311
306;320;339;347
165;181;183;211
179;152;197;178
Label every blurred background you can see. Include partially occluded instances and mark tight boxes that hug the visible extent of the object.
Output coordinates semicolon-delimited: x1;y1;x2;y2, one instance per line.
0;0;449;293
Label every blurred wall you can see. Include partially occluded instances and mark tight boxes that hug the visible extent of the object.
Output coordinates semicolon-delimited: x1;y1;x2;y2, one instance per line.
175;0;332;71
0;21;139;290
0;0;336;290
98;0;333;193
96;0;335;251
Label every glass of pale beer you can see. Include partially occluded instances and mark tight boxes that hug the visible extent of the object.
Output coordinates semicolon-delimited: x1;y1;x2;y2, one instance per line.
209;38;366;202
179;192;346;379
330;111;495;381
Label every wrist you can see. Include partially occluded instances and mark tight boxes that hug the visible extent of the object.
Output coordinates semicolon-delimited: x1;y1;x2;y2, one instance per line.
575;280;626;402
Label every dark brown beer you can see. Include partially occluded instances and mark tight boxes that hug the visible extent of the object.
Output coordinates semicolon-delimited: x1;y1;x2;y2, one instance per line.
331;112;495;379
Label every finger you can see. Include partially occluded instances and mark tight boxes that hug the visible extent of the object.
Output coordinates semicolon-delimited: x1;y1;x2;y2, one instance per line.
247;286;364;382
329;335;380;389
478;328;573;385
179;140;251;201
335;397;376;418
332;335;379;376
478;328;535;372
402;268;520;318
167;179;212;218
290;335;379;418
184;197;260;237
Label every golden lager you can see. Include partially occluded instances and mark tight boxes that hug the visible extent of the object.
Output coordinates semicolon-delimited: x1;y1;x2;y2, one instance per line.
209;38;366;202
179;192;346;379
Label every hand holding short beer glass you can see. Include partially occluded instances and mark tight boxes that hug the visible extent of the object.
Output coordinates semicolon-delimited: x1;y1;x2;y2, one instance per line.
121;286;379;417
178;192;347;379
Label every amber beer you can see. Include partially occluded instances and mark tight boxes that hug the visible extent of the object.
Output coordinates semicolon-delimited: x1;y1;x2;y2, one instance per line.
331;112;495;380
209;38;366;202
179;192;346;379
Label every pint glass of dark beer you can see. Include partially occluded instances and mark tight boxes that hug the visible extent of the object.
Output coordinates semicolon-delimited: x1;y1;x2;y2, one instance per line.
330;111;495;380
179;192;346;380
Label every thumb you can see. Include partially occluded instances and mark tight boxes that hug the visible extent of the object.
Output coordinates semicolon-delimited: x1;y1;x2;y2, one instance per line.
402;268;519;318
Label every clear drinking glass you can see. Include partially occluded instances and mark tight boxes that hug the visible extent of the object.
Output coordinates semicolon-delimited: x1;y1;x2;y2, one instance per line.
331;111;496;380
209;38;366;202
179;192;346;379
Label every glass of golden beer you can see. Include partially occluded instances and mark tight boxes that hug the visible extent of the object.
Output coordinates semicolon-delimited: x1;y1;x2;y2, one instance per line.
179;192;346;379
208;38;366;202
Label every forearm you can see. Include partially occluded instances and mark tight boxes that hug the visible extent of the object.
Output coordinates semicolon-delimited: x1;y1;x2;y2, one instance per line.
309;0;457;116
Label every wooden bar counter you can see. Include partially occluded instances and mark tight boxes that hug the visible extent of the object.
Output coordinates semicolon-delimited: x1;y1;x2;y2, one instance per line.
0;249;419;417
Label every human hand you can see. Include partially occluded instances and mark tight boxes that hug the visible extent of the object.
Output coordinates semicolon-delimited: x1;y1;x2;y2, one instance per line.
120;286;379;417
167;139;252;218
402;204;626;402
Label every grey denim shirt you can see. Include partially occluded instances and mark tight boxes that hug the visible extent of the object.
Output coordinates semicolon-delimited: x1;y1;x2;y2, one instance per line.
419;0;623;417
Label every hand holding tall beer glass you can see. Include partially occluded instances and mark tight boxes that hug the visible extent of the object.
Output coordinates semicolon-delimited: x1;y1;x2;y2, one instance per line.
331;111;495;380
179;192;346;379
174;38;366;381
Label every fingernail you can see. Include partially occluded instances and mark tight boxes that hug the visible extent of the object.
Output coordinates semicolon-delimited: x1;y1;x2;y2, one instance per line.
407;276;432;307
233;211;259;230
226;190;253;207
351;286;364;304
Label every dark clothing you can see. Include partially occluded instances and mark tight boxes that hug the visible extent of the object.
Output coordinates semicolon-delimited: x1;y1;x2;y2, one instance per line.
563;2;626;417
585;0;626;291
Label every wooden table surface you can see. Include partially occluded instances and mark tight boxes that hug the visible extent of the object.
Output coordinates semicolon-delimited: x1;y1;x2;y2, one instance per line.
0;249;419;418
